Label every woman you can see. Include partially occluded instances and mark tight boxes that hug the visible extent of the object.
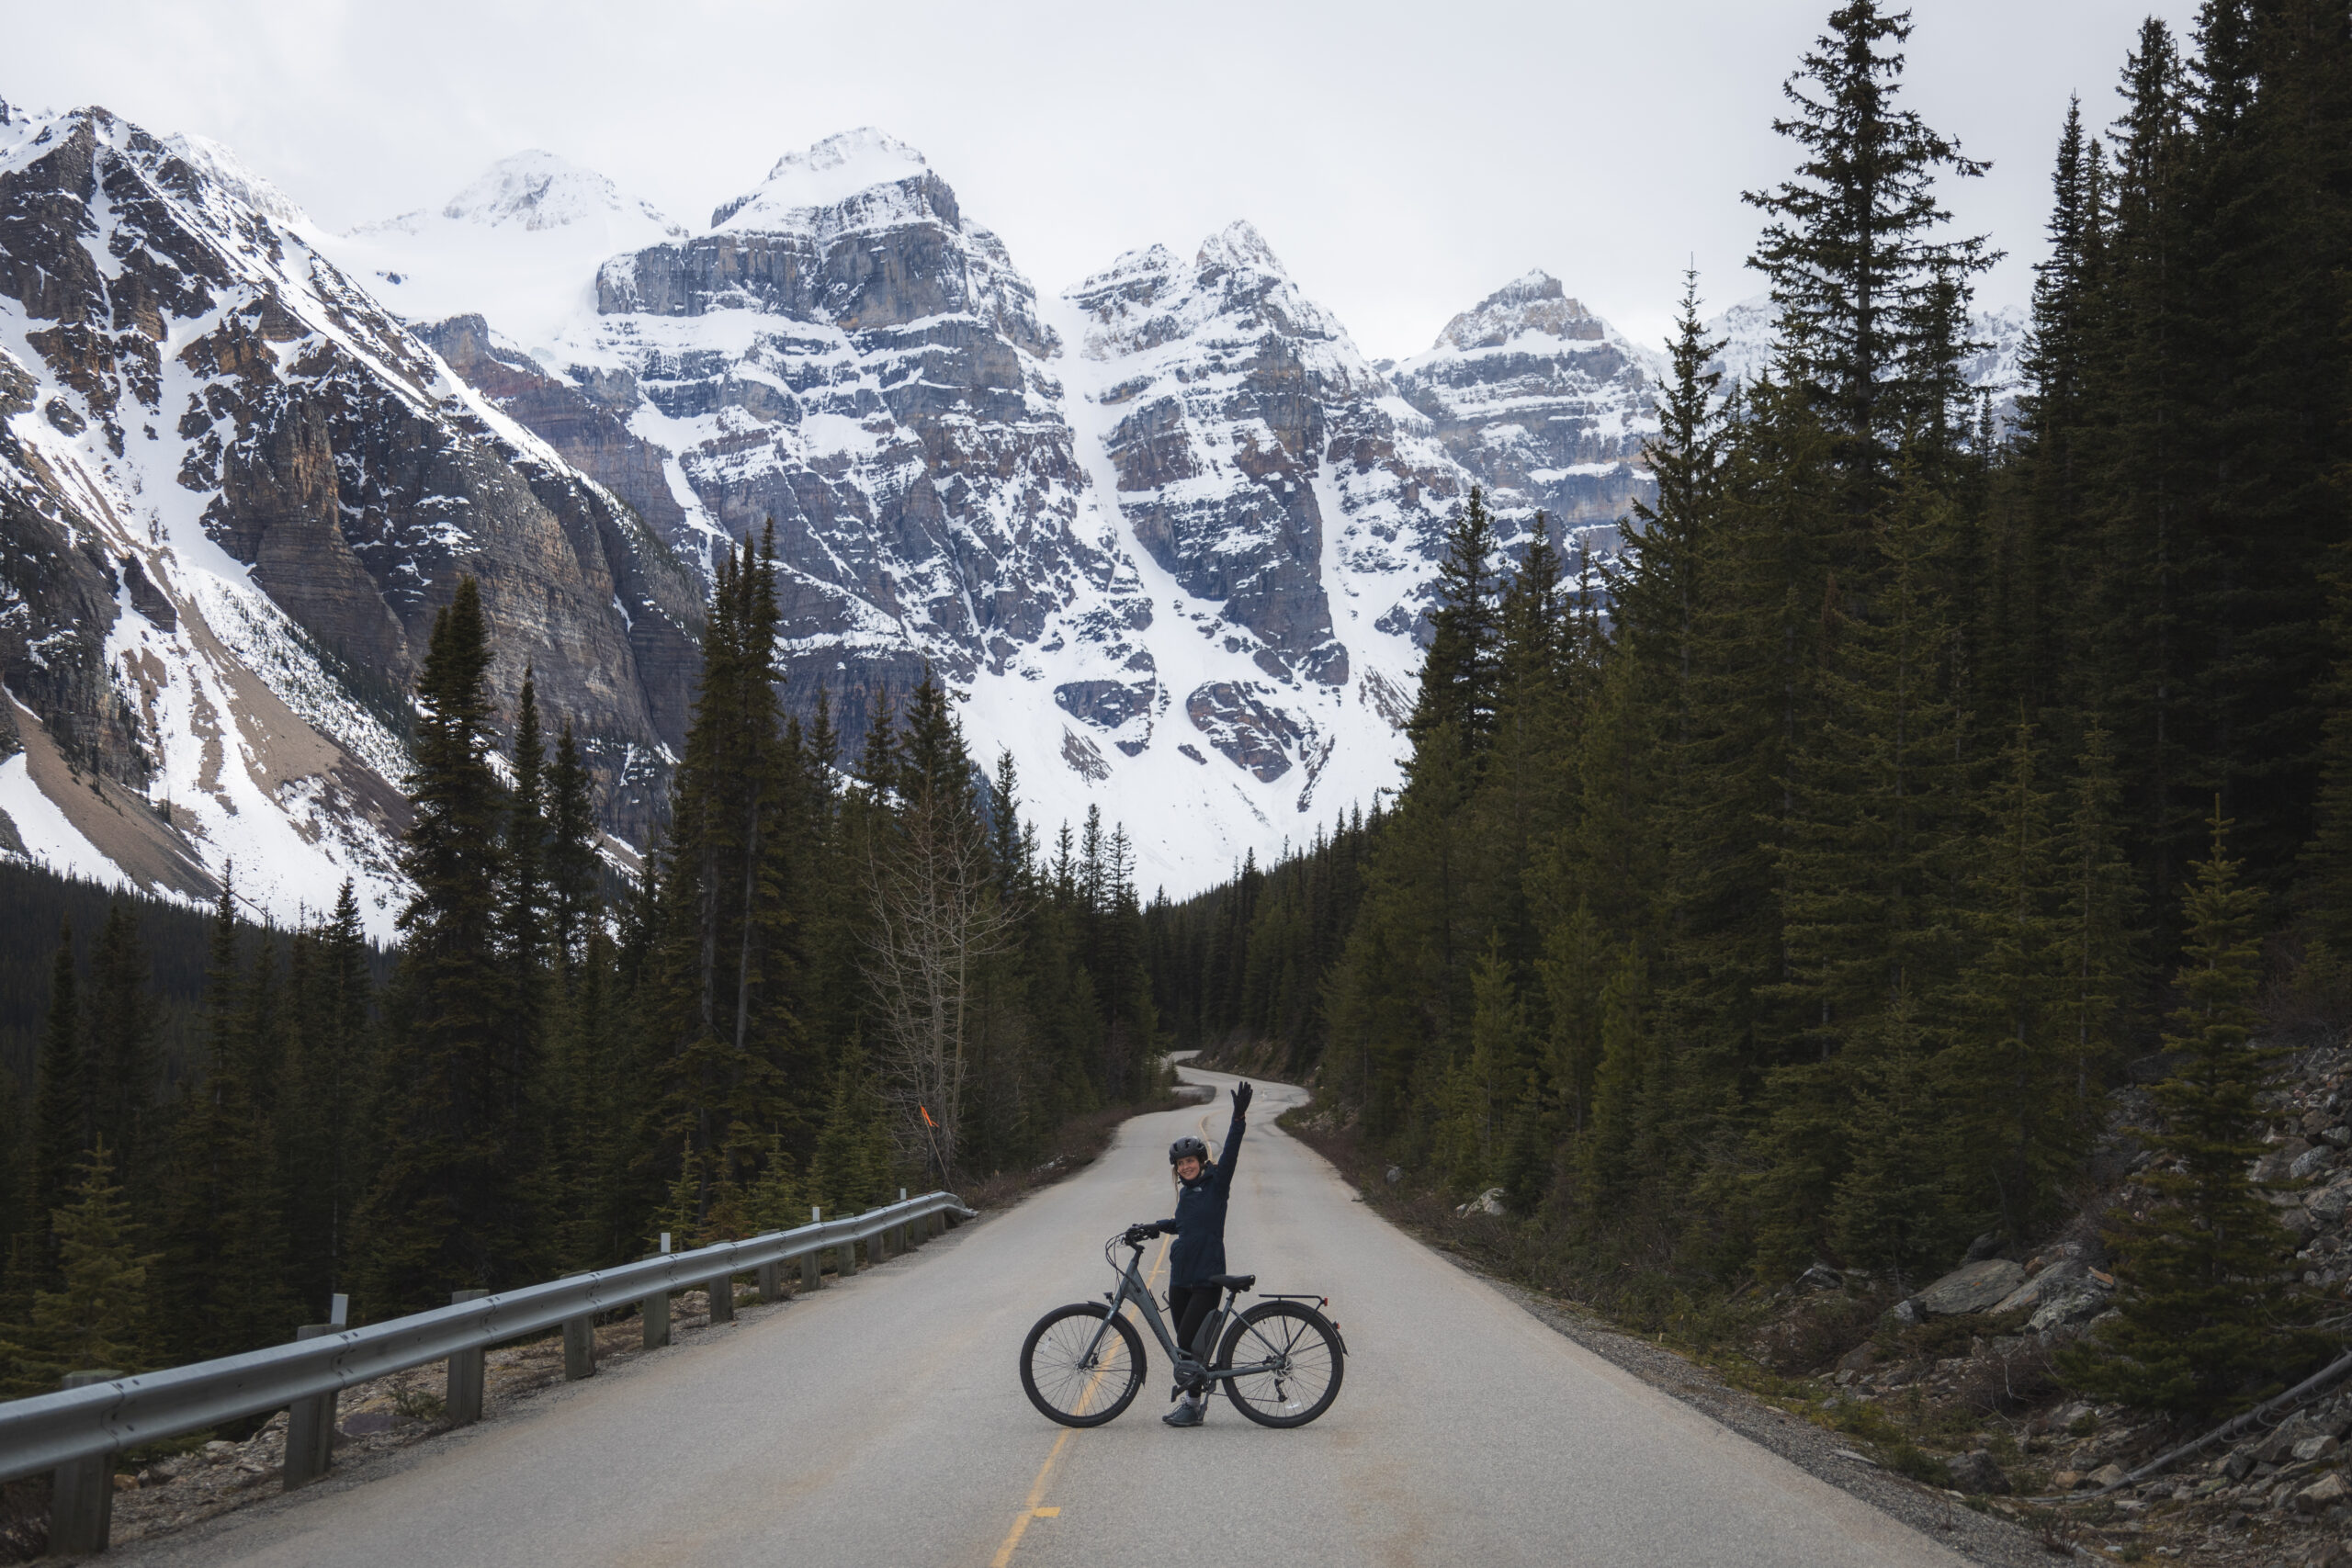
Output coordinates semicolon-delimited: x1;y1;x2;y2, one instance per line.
1135;1079;1252;1427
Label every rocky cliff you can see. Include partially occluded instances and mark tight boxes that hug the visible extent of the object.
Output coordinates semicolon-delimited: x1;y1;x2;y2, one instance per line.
1391;270;1661;559
0;105;695;931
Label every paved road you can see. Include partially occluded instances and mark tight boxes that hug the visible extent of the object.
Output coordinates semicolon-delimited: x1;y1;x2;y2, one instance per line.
122;1067;1966;1567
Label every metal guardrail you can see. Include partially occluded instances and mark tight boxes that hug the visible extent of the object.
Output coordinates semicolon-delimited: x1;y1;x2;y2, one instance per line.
0;1190;974;1490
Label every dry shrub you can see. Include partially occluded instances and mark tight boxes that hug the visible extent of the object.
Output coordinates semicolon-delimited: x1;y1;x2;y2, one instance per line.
1751;1290;1887;1373
1953;1334;2064;1415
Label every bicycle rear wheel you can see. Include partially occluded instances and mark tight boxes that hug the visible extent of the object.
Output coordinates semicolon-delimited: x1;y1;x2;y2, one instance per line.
1216;1301;1344;1427
1020;1303;1146;1427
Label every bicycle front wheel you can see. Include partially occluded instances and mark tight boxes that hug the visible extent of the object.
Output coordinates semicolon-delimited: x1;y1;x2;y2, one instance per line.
1020;1303;1146;1427
1216;1301;1344;1427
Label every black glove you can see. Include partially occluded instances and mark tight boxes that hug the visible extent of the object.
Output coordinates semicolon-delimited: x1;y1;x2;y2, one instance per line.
1233;1081;1254;1113
1123;1223;1159;1246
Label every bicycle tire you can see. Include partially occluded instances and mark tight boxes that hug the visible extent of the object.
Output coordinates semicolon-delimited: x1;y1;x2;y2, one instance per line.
1216;1301;1344;1427
1020;1303;1147;1427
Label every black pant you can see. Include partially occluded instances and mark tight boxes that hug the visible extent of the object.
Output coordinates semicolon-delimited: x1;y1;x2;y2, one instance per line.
1167;1284;1220;1372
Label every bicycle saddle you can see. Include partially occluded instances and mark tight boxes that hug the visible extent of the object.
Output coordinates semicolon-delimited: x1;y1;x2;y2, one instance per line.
1206;1274;1256;1292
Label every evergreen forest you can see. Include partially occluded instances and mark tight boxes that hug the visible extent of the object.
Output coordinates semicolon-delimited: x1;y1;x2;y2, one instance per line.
1148;0;2352;1417
0;534;1161;1393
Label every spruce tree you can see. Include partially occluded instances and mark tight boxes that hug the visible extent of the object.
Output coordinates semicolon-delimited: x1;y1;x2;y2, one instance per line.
0;1141;153;1394
503;671;550;1072
547;720;599;979
1943;719;2085;1240
1408;487;1501;761
1827;988;1954;1283
2064;806;2306;1416
159;874;297;1360
27;919;84;1285
284;883;373;1310
358;577;540;1309
81;899;161;1212
1743;0;1993;531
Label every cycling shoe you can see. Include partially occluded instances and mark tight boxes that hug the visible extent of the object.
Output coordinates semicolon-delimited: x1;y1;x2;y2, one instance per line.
1162;1398;1204;1427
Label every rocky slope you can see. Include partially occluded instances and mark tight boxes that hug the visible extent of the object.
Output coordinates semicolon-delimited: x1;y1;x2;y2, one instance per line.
1391;270;1662;559
0;103;695;934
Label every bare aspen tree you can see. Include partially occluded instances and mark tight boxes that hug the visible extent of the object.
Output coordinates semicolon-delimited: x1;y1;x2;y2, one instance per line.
860;680;1019;1181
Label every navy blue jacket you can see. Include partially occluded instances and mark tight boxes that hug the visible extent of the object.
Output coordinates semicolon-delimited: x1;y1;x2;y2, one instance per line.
1159;1102;1245;1287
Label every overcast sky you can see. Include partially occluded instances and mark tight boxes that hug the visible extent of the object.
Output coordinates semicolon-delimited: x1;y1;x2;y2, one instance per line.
6;0;2198;358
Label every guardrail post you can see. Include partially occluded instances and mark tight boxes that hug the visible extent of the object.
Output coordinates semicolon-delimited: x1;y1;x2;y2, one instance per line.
707;1273;734;1324
49;1368;122;1556
447;1290;488;1426
562;1314;596;1381
756;1260;783;1303
804;1209;826;1289
282;1325;340;1490
642;1235;672;1348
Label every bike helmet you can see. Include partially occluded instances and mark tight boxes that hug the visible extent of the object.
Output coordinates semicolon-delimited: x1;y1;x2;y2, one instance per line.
1169;1134;1209;1167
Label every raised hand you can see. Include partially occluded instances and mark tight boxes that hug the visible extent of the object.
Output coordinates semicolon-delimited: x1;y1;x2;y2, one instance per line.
1233;1081;1254;1113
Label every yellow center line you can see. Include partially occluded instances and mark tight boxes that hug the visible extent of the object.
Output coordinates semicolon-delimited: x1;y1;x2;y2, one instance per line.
990;1233;1171;1567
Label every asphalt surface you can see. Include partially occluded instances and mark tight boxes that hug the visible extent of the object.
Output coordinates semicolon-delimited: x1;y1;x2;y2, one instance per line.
118;1066;1968;1567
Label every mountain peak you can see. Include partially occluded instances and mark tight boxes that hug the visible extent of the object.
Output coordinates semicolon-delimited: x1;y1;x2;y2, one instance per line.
435;149;680;236
714;128;933;230
1196;220;1282;277
1432;270;1605;352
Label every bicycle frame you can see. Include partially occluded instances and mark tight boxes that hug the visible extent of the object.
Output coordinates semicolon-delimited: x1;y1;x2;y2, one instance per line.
1078;1240;1268;1382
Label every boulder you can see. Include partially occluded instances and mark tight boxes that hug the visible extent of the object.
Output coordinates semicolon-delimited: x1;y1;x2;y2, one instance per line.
1992;1258;2090;1315
2292;1145;2338;1182
2086;1462;2128;1490
2026;1276;2115;1333
1946;1450;2011;1495
2297;1472;2349;1514
2292;1435;2341;1463
2309;1178;2352;1224
1913;1259;2028;1316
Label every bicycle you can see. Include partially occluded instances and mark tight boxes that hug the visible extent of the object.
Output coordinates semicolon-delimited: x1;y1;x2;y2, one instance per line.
1017;1225;1347;1427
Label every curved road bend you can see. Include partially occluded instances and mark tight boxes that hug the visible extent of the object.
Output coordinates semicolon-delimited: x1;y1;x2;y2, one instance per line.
119;1066;1966;1568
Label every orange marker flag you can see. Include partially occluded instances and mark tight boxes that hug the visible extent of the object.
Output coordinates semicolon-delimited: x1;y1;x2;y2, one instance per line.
921;1105;937;1128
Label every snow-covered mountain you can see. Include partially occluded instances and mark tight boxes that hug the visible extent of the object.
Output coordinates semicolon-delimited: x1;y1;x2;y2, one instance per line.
0;104;696;936
390;133;1468;886
1392;271;1663;562
1702;292;2030;422
334;151;687;361
0;103;2037;921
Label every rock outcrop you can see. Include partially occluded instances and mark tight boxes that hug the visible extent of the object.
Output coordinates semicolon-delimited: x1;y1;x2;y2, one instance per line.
0;107;695;927
1392;270;1659;554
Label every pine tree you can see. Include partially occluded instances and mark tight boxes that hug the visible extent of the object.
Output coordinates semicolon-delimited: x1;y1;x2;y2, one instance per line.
284;883;373;1311
81;899;161;1212
2064;805;2308;1416
808;1043;894;1213
1743;0;1993;530
358;577;541;1310
1408;487;1501;761
26;919;84;1286
547;720;599;979
644;531;808;1226
503;671;551;1066
1827;988;1954;1283
1943;718;2086;1240
0;1141;153;1395
159;874;298;1360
